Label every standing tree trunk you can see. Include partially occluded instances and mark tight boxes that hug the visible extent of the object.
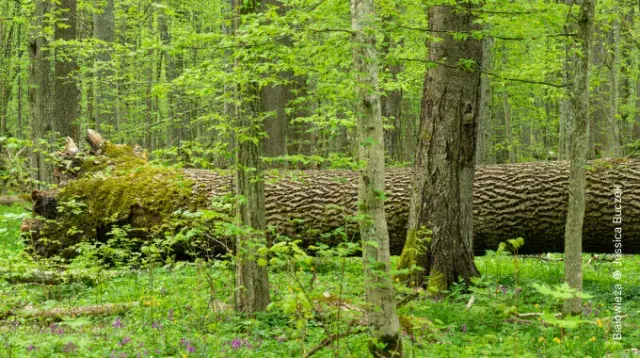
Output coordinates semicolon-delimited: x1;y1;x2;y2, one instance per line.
234;110;271;315
607;15;622;157
233;0;270;316
564;0;595;315
476;35;494;165
503;90;515;163
380;20;403;163
259;0;290;168
351;0;402;355
559;51;574;160
400;3;482;292
144;8;154;150
93;0;116;133
53;0;79;141
29;0;55;184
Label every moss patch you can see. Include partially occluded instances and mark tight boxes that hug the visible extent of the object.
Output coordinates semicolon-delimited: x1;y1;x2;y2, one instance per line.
38;141;210;258
80;143;147;173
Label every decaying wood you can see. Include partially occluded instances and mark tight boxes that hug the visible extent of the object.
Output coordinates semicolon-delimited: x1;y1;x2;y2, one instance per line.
86;129;106;154
9;302;138;320
25;131;640;257
0;195;28;206
0;268;117;285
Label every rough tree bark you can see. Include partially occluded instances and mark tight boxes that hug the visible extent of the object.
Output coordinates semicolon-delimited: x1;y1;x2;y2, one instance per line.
25;136;640;258
402;3;483;292
351;0;402;355
234;112;271;315
29;0;55;184
233;0;270;315
564;0;595;315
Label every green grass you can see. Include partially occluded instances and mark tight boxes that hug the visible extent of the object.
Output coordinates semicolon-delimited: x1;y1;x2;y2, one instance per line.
1;205;639;357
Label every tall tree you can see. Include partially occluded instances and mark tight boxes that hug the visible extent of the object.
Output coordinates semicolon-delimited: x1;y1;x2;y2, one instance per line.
93;0;116;132
53;0;79;141
607;11;622;157
233;0;270;315
351;1;402;356
29;0;55;184
564;0;595;314
259;0;290;168
476;35;494;165
400;2;482;291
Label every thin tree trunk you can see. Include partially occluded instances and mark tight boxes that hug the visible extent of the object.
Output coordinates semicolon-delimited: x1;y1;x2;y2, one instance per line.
503;90;515;163
29;0;55;185
608;15;622;157
559;51;573;160
564;0;595;315
476;35;494;165
53;0;79;141
233;0;270;316
144;9;154;150
93;0;115;132
351;0;402;356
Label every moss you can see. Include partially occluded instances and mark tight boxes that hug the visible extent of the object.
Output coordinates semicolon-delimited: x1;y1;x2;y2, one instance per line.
427;270;447;295
49;141;209;255
80;143;147;173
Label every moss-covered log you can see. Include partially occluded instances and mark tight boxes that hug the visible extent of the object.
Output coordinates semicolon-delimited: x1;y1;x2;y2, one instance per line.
24;132;640;257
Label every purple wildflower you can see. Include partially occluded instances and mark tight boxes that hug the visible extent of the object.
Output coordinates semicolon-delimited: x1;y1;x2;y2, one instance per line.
26;344;35;352
230;339;243;350
229;338;253;350
186;342;196;353
119;337;131;346
151;321;163;330
62;342;78;353
499;285;508;295
112;317;124;328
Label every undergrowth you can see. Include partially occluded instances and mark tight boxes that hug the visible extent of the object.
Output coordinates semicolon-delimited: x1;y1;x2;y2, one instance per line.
1;204;639;357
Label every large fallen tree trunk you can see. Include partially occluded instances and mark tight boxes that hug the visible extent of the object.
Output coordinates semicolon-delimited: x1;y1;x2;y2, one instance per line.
24;131;640;257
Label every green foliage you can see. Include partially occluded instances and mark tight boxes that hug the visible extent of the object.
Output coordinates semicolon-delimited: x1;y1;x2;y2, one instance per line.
2;209;640;356
0;137;32;193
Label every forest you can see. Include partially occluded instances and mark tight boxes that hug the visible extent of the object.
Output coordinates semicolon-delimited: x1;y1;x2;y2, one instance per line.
1;0;640;356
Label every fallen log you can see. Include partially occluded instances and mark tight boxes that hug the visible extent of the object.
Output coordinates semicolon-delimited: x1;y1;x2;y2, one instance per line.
3;302;138;321
23;131;640;257
0;195;29;206
0;268;118;285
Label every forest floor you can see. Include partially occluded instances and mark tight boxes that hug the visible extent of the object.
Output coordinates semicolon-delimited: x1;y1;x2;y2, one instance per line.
1;203;639;357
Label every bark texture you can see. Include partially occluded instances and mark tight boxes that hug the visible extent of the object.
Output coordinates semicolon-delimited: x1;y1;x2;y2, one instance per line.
564;0;595;315
93;0;116;130
351;0;402;355
25;139;640;257
233;0;271;315
53;0;79;141
476;35;494;165
29;0;55;184
404;3;483;291
234;114;270;314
